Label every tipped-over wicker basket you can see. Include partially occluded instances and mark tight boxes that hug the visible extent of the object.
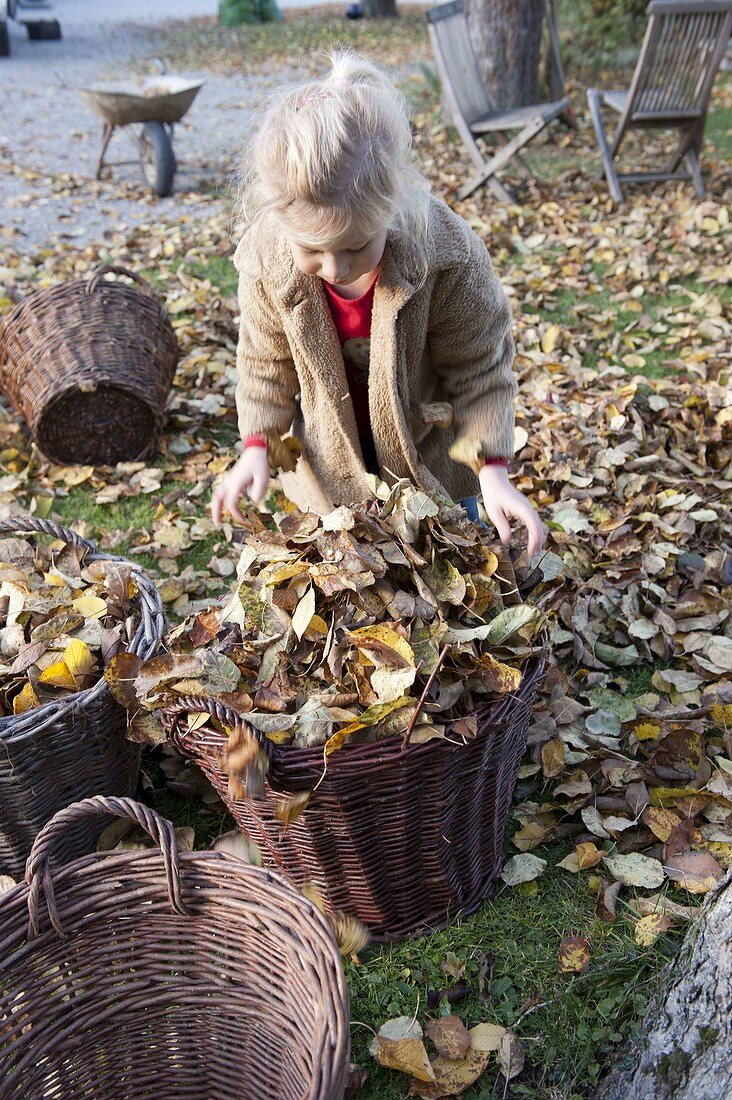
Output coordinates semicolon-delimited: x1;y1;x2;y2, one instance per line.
166;647;547;941
0;796;350;1100
0;517;165;878
0;265;178;466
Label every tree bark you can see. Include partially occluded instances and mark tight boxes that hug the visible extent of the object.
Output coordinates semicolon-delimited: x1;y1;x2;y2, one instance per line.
466;0;545;109
365;0;397;16
596;870;732;1100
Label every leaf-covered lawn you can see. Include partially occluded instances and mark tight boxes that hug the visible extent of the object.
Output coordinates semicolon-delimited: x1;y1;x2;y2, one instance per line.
0;8;729;1098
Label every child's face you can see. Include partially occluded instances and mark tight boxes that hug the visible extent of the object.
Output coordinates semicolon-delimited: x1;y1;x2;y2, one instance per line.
289;229;387;288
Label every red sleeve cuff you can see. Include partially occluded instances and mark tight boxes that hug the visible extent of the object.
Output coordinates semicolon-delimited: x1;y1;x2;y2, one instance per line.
243;435;268;450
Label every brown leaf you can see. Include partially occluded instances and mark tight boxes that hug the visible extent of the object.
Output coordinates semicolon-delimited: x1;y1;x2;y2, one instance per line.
497;1030;525;1081
596;878;622;923
104;652;142;708
425;1016;471;1060
664;851;724;894
541;737;565;779
558;936;590;973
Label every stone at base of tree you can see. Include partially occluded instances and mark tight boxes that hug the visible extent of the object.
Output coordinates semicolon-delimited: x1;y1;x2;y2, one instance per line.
595;869;732;1100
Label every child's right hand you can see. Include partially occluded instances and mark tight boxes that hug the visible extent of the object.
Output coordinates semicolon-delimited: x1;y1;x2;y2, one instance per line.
211;448;270;526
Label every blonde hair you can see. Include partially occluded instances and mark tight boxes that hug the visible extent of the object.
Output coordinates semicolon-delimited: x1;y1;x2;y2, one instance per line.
238;52;432;273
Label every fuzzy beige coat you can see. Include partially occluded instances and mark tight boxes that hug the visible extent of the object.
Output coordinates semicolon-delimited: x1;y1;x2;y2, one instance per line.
233;195;516;515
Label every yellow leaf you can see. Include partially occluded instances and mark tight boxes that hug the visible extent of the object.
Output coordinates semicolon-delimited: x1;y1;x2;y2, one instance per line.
642;807;681;842
274;790;311;827
43;572;67;588
541;324;562;354
13;682;40;714
306;614;329;636
350;624;414;665
635;722;662;742
373;1018;435;1082
63;639;96;687
39;659;76;691
576;842;604;870
634;913;672;947
558;936;590;973
325;696;412;756
71;595;108;619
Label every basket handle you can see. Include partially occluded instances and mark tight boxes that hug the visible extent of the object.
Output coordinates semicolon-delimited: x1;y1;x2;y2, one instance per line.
86;265;154;297
164;695;275;763
25;796;188;940
0;515;98;554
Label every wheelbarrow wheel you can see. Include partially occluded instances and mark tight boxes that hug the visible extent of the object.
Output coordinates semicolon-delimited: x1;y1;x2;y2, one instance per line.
139;121;176;198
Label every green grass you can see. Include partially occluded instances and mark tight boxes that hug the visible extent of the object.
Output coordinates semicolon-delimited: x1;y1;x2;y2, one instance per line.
147;6;431;76
344;861;676;1098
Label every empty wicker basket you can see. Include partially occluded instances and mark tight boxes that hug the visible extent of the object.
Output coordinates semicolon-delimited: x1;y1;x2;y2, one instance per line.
0;516;165;878
0;265;178;466
165;647;547;941
0;796;350;1100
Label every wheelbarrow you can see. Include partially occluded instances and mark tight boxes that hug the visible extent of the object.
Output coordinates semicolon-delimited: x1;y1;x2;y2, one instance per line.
74;71;203;197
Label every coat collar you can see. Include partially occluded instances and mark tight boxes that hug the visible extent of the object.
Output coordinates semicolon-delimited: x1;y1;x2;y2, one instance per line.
274;235;417;314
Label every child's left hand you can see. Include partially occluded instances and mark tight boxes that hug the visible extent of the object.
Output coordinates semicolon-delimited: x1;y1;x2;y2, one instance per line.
479;464;545;557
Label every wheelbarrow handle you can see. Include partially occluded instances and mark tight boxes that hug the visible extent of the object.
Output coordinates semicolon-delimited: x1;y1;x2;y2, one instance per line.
86;265;155;297
24;796;188;940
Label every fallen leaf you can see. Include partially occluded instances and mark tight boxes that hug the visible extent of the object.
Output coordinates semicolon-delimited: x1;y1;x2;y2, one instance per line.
500;853;547;886
558;936;590;973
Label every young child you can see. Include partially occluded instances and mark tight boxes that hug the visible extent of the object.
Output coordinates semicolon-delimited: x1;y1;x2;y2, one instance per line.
212;53;544;556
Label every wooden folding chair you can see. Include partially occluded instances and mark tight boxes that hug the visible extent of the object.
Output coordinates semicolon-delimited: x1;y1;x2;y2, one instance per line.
426;0;572;202
587;0;732;204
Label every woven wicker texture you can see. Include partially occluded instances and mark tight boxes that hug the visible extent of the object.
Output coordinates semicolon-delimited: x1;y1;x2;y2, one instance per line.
0;265;178;466
0;517;165;879
166;649;547;941
0;796;350;1100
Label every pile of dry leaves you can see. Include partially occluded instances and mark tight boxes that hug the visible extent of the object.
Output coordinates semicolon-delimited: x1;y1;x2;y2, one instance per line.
370;1012;524;1099
105;481;551;763
0;535;140;715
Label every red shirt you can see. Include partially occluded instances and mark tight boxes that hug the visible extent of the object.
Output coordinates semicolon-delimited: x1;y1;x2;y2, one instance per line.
322;276;377;450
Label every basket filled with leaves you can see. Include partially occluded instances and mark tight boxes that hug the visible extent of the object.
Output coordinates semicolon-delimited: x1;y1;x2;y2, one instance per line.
0;265;178;466
0;516;165;878
0;795;350;1100
116;482;550;940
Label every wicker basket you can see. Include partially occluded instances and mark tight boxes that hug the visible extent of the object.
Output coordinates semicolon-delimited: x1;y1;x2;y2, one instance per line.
166;647;547;941
0;517;165;879
0;796;350;1100
0;265;178;466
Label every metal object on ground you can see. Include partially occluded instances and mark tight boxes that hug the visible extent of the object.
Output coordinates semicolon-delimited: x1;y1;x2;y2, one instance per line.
0;0;61;58
75;72;203;196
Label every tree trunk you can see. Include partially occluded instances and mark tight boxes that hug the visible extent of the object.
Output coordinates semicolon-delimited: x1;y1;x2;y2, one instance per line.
365;0;397;16
596;871;732;1100
466;0;545;109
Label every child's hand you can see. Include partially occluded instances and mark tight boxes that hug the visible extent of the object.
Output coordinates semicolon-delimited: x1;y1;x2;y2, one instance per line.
479;464;544;557
211;448;270;527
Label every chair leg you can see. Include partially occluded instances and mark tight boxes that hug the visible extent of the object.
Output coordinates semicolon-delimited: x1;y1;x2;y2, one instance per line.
586;89;624;205
459;170;514;204
685;147;706;199
495;132;532;179
457;115;546;202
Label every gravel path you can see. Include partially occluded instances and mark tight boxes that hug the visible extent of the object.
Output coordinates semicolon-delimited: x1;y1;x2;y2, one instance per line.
0;2;279;249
